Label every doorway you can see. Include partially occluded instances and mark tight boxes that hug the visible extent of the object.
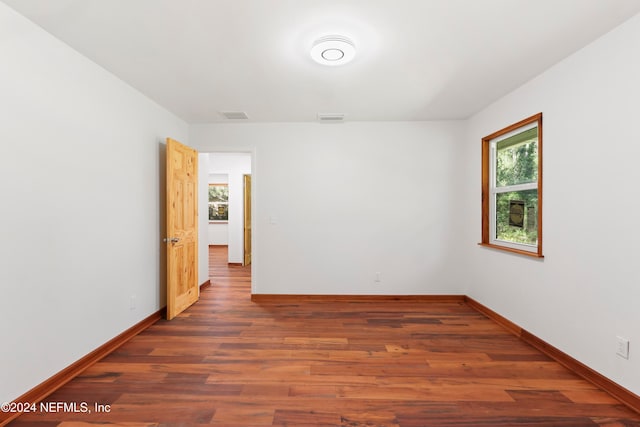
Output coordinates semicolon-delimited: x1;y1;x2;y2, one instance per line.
202;152;253;291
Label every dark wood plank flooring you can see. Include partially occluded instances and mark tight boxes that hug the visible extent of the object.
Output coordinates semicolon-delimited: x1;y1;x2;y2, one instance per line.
9;246;640;426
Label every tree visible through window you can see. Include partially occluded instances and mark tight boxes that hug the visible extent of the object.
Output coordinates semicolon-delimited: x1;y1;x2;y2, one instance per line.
481;113;543;257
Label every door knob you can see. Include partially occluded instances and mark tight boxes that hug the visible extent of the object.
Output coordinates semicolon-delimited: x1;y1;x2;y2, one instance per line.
163;237;180;244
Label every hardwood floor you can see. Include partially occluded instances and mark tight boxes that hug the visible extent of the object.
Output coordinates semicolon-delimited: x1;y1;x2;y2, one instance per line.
9;246;640;426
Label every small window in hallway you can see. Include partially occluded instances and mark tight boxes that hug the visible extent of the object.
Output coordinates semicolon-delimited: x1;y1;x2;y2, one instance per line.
209;183;229;221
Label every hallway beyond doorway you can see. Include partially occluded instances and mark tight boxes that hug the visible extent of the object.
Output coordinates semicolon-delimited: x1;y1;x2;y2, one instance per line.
208;245;251;291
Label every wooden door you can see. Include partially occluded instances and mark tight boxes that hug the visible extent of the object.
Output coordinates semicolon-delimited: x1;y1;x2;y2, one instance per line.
166;137;199;320
243;174;252;266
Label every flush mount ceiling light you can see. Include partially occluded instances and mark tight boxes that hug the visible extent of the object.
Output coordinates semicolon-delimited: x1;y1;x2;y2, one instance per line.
310;35;356;66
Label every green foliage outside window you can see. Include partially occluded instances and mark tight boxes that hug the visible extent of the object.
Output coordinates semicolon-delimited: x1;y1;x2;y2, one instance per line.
496;190;537;245
495;128;538;245
208;184;229;221
209;185;228;202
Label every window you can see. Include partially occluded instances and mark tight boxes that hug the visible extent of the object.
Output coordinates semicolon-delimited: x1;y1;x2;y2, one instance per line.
208;183;229;222
481;113;543;257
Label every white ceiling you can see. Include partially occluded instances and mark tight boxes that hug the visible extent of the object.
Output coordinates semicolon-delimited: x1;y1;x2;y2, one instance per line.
4;0;640;123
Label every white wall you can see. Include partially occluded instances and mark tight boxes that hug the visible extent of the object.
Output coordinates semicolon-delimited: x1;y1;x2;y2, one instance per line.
190;122;466;295
208;154;251;263
460;13;640;395
207;173;229;246
0;3;188;403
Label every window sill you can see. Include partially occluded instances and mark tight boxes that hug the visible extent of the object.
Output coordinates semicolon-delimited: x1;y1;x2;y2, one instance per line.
478;242;544;259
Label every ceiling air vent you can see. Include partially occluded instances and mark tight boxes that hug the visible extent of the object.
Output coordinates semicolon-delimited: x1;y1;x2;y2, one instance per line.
220;111;249;120
317;113;345;123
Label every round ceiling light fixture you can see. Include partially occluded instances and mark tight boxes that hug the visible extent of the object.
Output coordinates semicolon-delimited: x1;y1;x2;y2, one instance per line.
310;35;356;66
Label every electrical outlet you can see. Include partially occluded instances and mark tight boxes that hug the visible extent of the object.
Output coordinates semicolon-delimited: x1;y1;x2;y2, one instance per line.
616;336;629;359
130;295;136;310
375;272;381;283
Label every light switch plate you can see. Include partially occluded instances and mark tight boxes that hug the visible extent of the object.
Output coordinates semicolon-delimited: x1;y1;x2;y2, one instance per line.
616;336;630;359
